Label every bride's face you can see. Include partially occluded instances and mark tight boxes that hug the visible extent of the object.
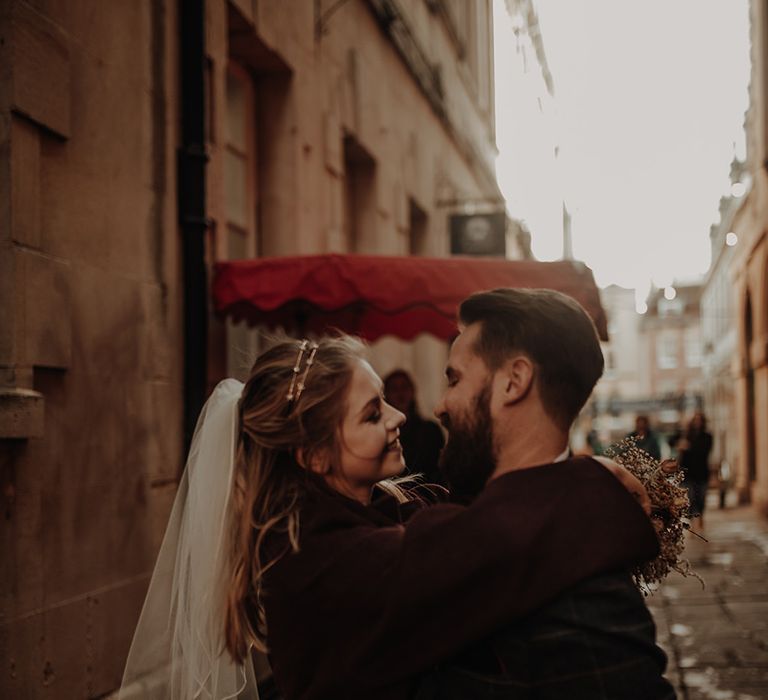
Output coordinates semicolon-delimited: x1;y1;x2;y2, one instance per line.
324;359;406;503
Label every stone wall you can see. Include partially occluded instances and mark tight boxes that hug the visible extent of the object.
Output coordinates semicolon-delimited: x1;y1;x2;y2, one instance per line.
0;1;504;696
0;1;183;697
730;0;768;513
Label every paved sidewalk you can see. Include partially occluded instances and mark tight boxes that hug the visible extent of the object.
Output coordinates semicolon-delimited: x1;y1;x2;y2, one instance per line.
647;496;768;700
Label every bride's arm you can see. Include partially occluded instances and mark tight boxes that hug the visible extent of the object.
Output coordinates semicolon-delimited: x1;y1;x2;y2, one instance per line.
264;457;658;691
592;456;652;515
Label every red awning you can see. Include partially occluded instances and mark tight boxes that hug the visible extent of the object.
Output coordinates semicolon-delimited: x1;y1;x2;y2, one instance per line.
213;254;608;342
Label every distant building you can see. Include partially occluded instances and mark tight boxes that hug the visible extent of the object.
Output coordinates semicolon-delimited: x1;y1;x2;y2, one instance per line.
589;285;643;445
584;283;704;454
638;283;705;432
729;0;768;513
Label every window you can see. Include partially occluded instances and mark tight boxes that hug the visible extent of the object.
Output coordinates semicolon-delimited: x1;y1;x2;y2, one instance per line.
438;0;492;111
473;0;492;112
441;0;468;53
225;65;257;252
657;297;684;317
409;198;428;256
342;135;377;252
685;328;702;367
225;63;259;378
656;333;678;370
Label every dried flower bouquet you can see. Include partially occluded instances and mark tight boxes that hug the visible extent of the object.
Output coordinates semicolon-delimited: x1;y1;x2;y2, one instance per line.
604;437;702;593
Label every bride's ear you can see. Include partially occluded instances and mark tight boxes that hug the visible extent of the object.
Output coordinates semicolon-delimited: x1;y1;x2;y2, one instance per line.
296;448;331;474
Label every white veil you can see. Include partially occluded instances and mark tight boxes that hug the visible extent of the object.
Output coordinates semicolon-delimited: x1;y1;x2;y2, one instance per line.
119;379;259;699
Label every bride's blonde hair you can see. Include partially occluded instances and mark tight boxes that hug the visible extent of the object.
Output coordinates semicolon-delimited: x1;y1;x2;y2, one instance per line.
224;335;406;662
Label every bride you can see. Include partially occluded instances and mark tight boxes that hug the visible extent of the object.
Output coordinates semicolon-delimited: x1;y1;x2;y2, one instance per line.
119;334;656;699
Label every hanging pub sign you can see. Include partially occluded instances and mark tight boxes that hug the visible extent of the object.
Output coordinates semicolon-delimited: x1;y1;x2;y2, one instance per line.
449;211;507;257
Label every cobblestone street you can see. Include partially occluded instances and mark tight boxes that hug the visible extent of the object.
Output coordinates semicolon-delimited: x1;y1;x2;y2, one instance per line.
648;497;768;700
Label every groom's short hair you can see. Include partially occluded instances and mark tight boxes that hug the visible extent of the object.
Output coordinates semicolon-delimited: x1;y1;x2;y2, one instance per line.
459;288;604;431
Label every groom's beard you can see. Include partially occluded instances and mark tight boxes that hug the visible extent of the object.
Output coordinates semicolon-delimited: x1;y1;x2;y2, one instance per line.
438;384;496;504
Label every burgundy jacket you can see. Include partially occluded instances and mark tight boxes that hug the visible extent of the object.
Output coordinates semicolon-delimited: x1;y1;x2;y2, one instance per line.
261;457;659;700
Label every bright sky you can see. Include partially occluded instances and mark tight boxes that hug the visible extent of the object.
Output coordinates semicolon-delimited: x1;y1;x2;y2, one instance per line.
493;0;751;297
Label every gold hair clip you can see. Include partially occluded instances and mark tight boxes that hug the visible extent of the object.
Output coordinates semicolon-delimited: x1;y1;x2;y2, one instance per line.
286;340;319;402
286;340;309;401
295;342;319;400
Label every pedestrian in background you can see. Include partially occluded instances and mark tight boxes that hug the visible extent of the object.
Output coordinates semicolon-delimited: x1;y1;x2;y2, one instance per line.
628;414;661;461
384;369;445;485
587;427;604;456
667;422;685;459
678;411;713;531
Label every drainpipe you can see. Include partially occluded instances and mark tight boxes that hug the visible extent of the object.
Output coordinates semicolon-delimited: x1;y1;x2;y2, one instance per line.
178;0;208;452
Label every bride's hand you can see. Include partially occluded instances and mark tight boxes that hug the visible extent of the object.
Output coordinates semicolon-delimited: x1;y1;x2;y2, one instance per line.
592;456;651;516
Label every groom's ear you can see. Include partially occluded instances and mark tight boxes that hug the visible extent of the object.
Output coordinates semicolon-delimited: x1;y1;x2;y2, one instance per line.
496;355;535;406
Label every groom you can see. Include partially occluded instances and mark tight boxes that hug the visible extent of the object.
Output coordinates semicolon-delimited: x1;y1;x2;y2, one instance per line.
259;289;669;700
422;288;675;698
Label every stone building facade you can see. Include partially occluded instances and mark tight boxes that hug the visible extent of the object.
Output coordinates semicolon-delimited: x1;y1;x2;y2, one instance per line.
0;1;509;697
701;187;742;499
730;0;768;513
208;0;505;412
1;2;185;697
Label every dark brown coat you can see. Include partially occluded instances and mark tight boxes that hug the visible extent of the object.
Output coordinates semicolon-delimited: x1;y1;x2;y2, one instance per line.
262;457;659;700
